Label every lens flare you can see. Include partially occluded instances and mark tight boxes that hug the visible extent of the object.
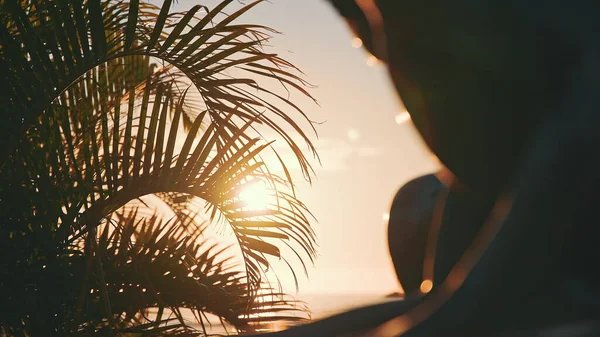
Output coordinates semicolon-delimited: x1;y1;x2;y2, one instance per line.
420;279;433;294
366;54;380;67
395;111;411;125
382;213;390;222
351;37;364;48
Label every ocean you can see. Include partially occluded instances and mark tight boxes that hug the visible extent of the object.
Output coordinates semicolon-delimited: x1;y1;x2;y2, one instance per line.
190;293;401;335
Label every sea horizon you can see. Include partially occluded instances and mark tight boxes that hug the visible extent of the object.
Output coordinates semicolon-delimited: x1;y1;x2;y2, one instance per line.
298;292;402;319
189;292;404;334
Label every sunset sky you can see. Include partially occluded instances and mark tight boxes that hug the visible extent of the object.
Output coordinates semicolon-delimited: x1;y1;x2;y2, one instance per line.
172;0;441;297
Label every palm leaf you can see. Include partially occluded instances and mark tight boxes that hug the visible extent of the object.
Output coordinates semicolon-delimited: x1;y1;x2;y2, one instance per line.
0;0;318;335
0;0;319;179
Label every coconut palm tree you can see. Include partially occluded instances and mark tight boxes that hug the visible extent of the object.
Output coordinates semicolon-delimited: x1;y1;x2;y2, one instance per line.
0;0;318;335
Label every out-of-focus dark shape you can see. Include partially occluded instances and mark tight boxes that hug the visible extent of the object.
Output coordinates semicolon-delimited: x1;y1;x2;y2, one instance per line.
387;171;494;296
387;174;443;295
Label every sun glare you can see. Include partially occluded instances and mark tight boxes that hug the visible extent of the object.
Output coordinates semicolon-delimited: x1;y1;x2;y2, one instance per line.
238;180;273;211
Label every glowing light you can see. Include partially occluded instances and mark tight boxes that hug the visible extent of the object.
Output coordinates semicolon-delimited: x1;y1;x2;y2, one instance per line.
395;111;411;125
420;279;433;294
351;37;363;48
347;128;360;141
239;180;273;211
382;213;390;222
366;55;380;67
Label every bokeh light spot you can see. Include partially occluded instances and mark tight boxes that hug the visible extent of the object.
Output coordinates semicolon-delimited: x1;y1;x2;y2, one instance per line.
420;279;433;294
395;111;411;125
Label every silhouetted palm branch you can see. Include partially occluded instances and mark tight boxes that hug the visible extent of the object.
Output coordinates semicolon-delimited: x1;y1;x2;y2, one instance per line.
0;0;317;335
0;0;318;176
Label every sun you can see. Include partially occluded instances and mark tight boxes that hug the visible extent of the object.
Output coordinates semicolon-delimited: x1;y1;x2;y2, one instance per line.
238;180;274;211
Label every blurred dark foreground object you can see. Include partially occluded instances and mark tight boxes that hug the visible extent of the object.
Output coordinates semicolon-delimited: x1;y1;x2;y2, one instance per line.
325;0;600;336
499;320;600;337
387;173;491;296
361;318;600;337
385;173;600;335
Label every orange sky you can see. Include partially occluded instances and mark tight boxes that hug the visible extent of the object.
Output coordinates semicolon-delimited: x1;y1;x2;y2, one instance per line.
172;0;440;297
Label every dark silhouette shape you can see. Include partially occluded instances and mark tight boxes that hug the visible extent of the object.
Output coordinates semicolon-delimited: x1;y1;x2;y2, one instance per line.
387;174;442;295
430;176;495;288
343;1;600;335
387;172;494;297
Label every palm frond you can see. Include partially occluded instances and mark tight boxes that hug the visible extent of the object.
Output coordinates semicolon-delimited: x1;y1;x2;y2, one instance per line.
1;0;318;180
0;0;318;335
